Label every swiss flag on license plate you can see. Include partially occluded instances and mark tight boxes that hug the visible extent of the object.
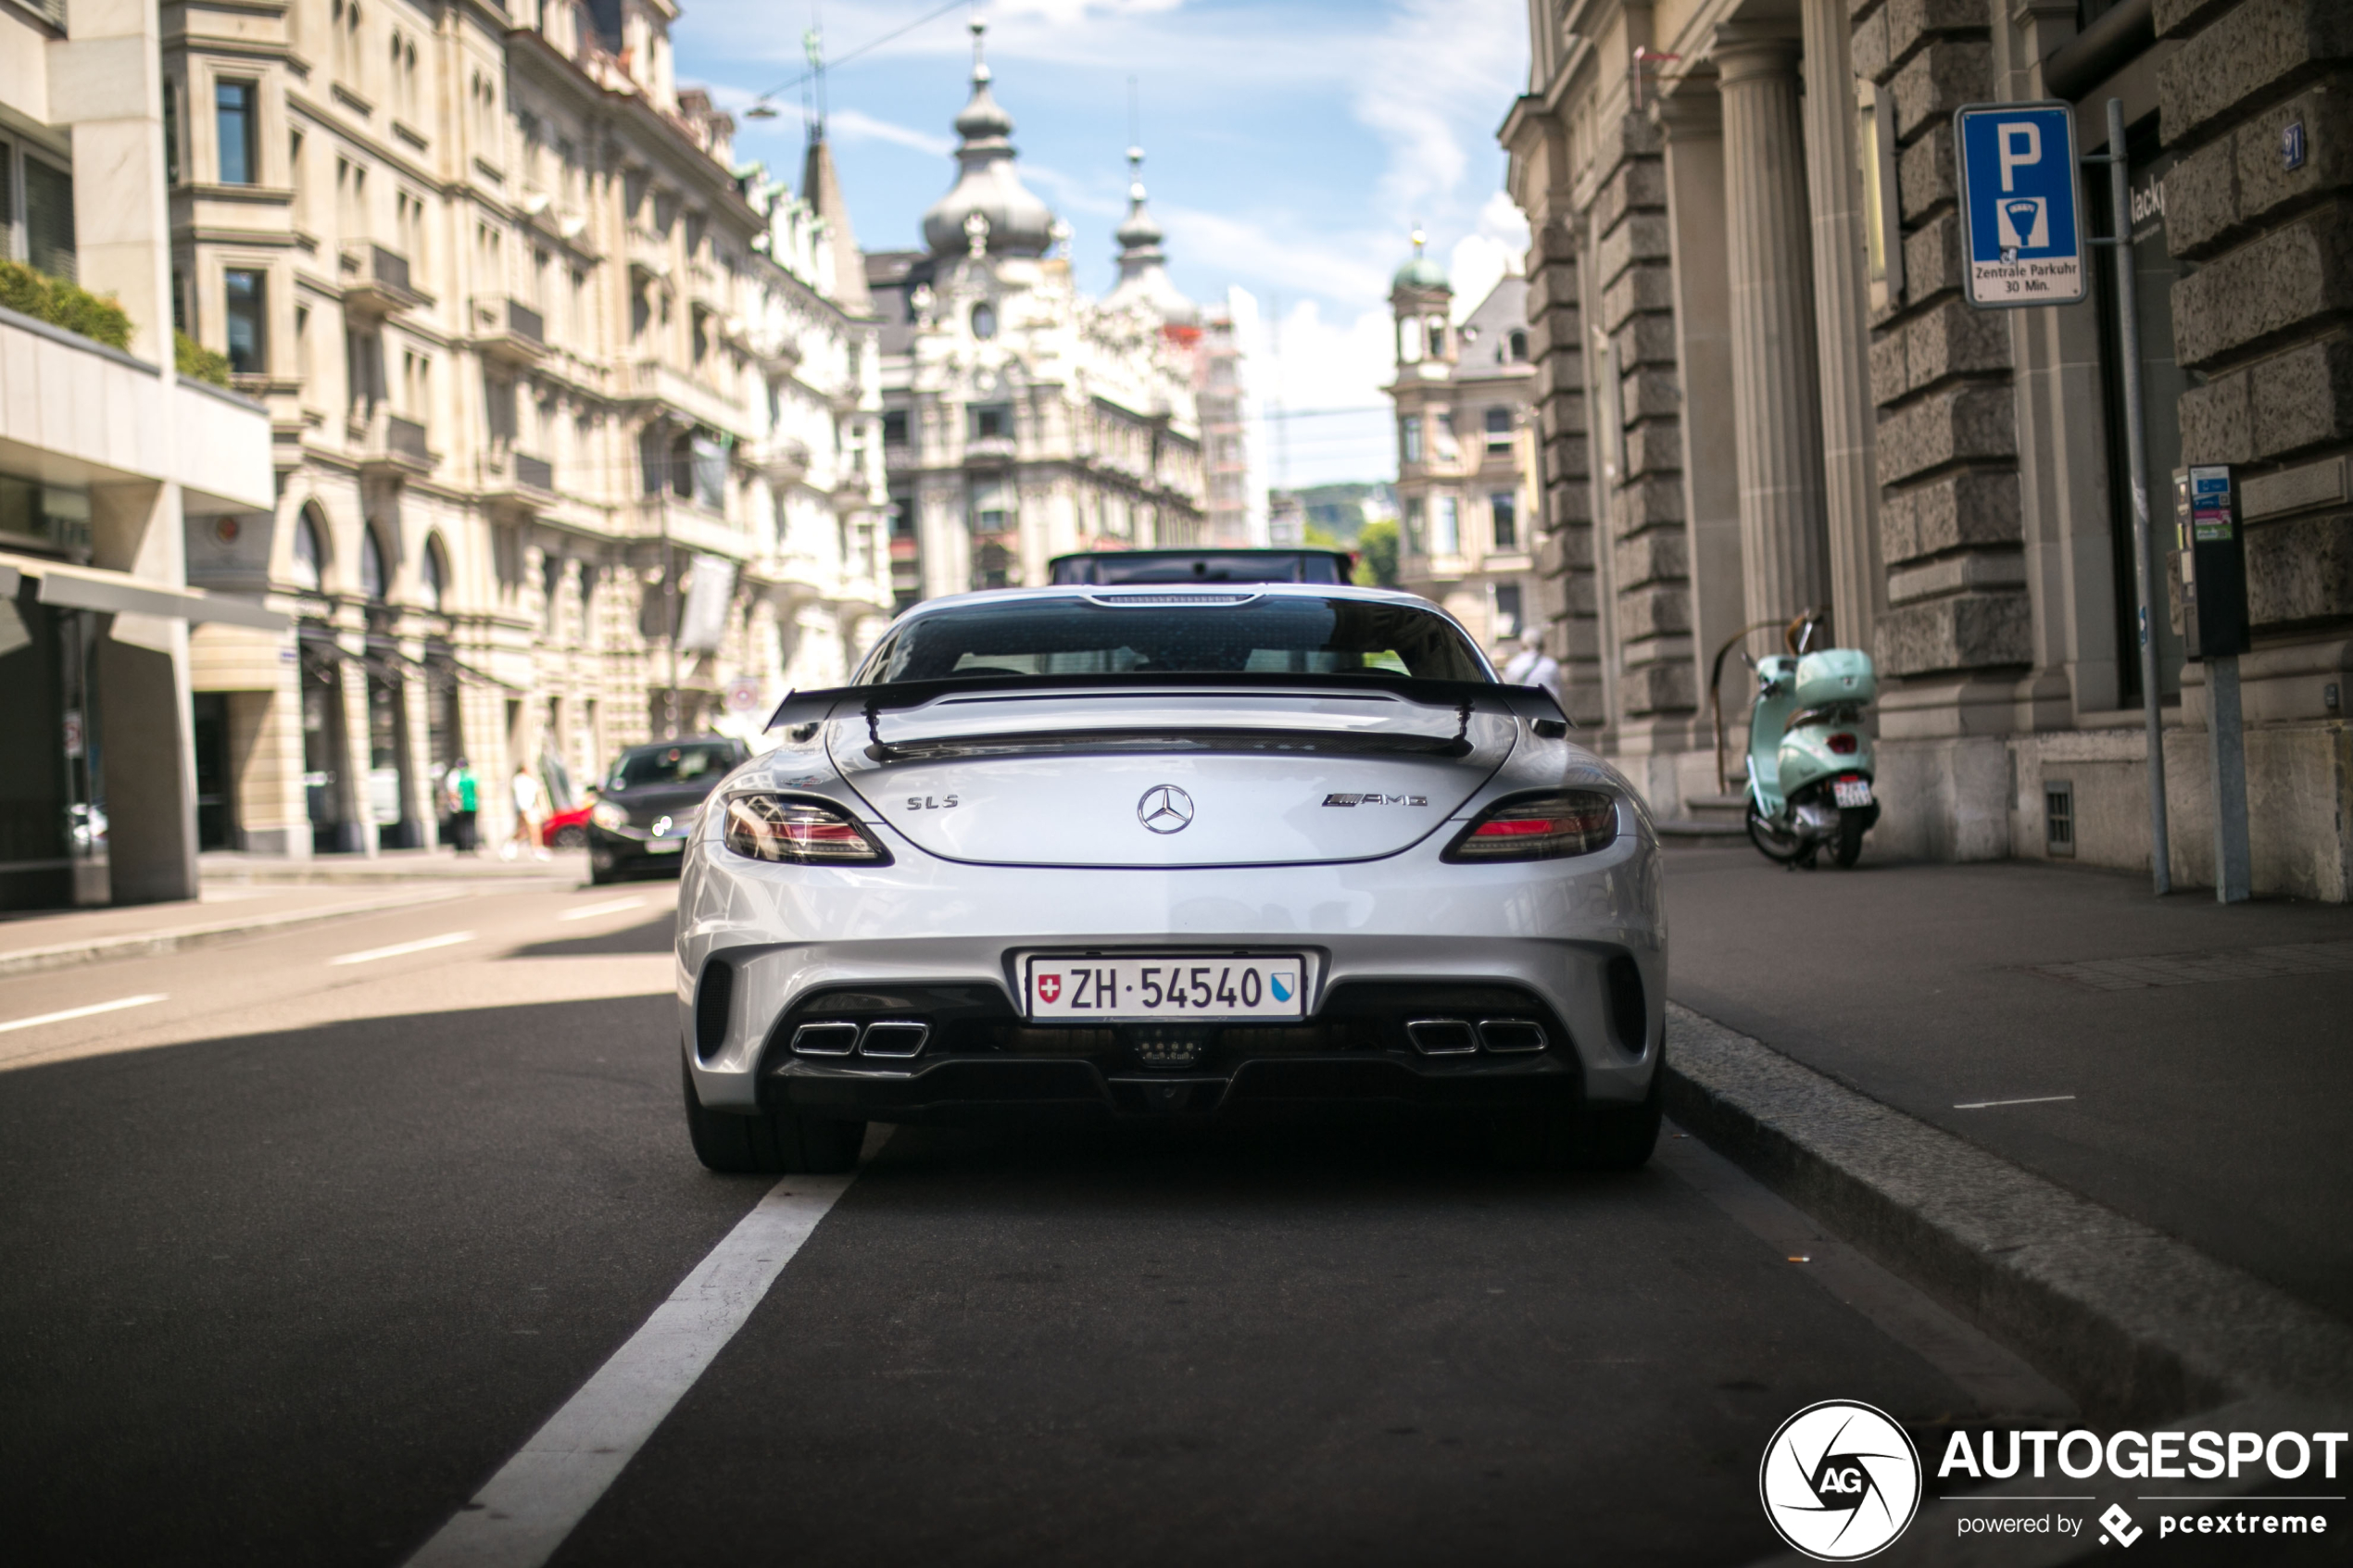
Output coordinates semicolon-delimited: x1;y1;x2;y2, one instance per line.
1037;973;1062;1003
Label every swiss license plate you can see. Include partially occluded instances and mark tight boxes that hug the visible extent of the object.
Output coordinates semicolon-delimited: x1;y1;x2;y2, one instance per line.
645;837;685;854
1832;777;1874;809
1024;955;1306;1022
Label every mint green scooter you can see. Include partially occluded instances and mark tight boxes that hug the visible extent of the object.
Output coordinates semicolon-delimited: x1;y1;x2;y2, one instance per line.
1743;614;1880;869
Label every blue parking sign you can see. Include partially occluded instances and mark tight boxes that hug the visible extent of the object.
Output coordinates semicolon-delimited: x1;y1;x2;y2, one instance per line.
1954;102;2087;308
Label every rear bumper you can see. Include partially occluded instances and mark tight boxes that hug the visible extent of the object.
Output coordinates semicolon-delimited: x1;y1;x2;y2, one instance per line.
769;1050;1581;1126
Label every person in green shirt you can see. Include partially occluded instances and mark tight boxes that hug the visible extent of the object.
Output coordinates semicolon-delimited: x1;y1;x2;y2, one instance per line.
447;759;480;852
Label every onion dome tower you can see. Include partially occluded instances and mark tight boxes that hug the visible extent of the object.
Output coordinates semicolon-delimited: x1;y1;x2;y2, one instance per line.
919;18;1056;260
1102;144;1197;325
1390;227;1453;365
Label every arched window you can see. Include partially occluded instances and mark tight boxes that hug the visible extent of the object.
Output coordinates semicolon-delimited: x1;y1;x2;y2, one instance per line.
971;301;997;341
1507;329;1529;362
421;536;447;612
290;506;327;592
359;526;387;600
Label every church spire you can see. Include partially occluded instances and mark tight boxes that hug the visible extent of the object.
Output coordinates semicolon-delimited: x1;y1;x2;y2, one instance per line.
919;15;1054;259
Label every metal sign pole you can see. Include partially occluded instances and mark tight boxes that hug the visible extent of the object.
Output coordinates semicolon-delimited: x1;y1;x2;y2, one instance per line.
2095;97;2171;896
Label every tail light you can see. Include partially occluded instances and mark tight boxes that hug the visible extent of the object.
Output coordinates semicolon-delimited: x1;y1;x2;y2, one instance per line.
723;795;892;864
1442;790;1617;862
1828;733;1859;755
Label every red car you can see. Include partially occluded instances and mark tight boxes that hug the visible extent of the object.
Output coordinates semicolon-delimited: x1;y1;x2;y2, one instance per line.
541;799;593;848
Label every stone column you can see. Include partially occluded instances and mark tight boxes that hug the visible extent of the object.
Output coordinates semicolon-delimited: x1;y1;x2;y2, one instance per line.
1715;29;1831;635
1656;82;1746;789
1798;0;1885;654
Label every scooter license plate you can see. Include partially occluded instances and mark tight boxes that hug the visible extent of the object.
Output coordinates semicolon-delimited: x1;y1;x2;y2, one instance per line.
1832;777;1873;809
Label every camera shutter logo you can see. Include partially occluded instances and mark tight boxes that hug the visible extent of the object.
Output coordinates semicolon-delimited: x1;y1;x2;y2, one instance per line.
1759;1399;1922;1561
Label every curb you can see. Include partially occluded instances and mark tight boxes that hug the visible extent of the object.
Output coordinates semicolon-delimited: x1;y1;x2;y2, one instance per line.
1661;1001;2353;1424
0;888;476;978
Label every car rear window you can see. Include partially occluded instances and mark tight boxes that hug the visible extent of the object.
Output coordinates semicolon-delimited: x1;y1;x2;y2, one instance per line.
608;743;737;790
862;596;1490;684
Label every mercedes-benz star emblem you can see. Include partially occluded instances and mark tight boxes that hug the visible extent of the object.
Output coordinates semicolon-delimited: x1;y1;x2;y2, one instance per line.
1137;784;1195;834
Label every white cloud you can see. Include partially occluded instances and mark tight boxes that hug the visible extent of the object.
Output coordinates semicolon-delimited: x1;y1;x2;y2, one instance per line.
1447;190;1531;320
827;107;953;159
1348;1;1524;225
994;0;1185;21
1257;297;1397;488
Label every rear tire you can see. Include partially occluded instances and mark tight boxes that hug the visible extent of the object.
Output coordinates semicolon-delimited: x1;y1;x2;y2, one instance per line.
1491;1065;1664;1172
553;824;587;849
682;1058;866;1173
1745;803;1807;865
1831;809;1868;869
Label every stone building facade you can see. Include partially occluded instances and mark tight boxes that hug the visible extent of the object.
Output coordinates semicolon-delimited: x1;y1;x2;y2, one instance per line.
165;0;888;857
1386;247;1542;657
1501;0;2353;898
864;21;1203;602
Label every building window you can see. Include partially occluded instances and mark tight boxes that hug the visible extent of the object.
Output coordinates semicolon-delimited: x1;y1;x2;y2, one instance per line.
290;507;327;592
224;269;267;374
1492;582;1523;640
20;154;76;281
971;301;997;340
359;526;387;600
1507;329;1528;361
1491;491;1517;550
422;537;447;612
883;409;909;445
1431;495;1459;556
968;477;1012;534
2045;781;2075;856
216;82;258;186
1403;496;1425;553
1485;407;1512;454
164;79;182;184
971;405;1011;442
1399;416;1422;465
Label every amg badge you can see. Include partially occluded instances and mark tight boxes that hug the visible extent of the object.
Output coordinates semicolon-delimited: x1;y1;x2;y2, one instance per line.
1323;793;1429;808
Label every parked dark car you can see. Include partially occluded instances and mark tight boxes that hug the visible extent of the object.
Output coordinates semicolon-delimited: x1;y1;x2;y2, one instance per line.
586;737;749;884
1046;548;1356;586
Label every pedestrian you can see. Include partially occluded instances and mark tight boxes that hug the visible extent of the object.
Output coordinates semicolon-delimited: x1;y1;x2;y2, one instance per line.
447;759;480;852
504;765;546;861
1502;626;1564;707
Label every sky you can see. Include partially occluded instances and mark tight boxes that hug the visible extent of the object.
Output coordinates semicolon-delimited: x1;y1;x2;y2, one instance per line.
672;0;1533;487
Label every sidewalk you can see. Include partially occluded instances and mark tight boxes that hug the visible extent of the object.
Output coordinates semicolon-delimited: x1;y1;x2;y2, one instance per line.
1660;842;2353;1328
197;847;587;884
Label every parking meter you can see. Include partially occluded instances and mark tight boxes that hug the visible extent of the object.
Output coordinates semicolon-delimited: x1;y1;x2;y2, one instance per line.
2171;465;2249;659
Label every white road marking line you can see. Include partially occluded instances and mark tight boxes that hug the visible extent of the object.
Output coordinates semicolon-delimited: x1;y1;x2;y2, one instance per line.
329;932;474;966
1954;1094;2077;1110
556;897;647;922
403;1174;855;1568
0;994;169;1035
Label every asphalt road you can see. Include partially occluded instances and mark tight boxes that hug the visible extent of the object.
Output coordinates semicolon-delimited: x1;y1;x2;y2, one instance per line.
1661;843;2353;1323
0;877;2064;1567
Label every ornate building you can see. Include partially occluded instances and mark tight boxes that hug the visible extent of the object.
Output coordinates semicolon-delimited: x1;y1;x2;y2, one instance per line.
867;20;1203;601
166;0;888;856
1500;0;2353;897
1386;237;1541;657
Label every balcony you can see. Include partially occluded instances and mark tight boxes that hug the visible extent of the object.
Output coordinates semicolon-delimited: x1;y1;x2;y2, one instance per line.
624;358;744;439
340;244;428;317
963;434;1017;467
626;225;672;284
468;295;547;366
352;406;435;476
476;449;554;513
631;496;750;562
751;436;810;484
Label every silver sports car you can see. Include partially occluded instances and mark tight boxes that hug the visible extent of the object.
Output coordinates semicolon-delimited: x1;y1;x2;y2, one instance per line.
674;583;1666;1173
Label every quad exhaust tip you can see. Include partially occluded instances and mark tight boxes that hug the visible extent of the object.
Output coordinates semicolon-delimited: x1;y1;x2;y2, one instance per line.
1404;1017;1549;1055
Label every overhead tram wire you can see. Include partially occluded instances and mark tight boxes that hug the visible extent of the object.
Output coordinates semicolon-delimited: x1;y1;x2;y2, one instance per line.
741;0;968;119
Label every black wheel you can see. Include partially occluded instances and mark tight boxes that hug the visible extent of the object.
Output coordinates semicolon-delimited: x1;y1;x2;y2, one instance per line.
553;824;587;849
588;848;620;885
1831;808;1869;869
682;1058;865;1174
1744;803;1808;865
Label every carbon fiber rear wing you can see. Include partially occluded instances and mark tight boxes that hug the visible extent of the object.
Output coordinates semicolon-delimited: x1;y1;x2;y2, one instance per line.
765;672;1569;737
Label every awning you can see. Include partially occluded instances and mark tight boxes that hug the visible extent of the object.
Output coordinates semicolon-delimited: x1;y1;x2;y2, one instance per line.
1;552;290;632
296;624;522;693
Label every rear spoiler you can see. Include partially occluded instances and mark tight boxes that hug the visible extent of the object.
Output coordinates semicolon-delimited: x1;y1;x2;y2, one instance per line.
766;672;1570;737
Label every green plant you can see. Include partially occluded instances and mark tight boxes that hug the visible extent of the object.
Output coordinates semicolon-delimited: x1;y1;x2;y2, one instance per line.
1354;517;1401;588
0;257;133;350
175;331;233;387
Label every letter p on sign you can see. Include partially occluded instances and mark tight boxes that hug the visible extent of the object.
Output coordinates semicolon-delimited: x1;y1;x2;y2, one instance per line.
2000;122;2041;190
